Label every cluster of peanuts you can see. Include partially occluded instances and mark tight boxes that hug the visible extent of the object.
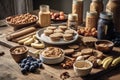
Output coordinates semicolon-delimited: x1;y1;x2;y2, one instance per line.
77;27;97;37
6;13;37;24
61;58;75;69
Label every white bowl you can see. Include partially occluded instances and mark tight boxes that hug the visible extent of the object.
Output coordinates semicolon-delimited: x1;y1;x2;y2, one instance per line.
73;60;93;76
40;48;65;64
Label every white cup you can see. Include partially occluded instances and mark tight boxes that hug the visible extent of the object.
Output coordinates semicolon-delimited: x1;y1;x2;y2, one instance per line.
73;60;93;76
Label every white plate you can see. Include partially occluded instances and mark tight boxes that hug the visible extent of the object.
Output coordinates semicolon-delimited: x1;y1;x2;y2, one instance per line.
36;28;79;45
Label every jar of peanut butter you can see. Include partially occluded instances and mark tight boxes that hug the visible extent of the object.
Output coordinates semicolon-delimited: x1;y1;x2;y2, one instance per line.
106;0;120;32
90;0;103;15
86;11;98;28
38;5;51;27
72;0;83;25
67;14;78;31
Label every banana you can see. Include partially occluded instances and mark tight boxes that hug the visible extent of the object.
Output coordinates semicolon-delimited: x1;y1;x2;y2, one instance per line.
97;59;102;66
18;36;31;44
101;56;112;64
34;39;39;44
31;43;45;49
111;57;120;66
33;50;41;58
24;38;34;46
102;57;113;69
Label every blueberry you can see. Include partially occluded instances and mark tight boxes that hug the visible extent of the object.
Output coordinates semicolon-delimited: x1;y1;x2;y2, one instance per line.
27;59;31;62
37;59;42;63
24;65;29;71
26;62;30;66
21;68;27;74
34;63;39;68
38;63;42;68
29;65;36;72
32;58;37;61
27;56;33;60
21;59;27;63
30;62;34;66
19;63;25;68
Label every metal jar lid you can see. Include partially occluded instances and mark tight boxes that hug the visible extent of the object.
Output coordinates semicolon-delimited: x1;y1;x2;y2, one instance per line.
100;12;113;20
87;11;98;17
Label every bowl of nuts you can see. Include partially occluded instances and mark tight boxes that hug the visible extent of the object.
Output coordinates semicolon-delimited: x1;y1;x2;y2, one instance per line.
40;47;65;64
6;13;38;28
10;46;28;63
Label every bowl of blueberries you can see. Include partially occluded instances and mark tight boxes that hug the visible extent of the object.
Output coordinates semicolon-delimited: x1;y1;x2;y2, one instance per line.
19;56;43;74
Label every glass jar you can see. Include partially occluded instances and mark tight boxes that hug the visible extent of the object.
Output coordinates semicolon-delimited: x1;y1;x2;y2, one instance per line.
86;11;98;28
72;0;83;25
106;0;120;33
67;14;78;31
38;5;51;27
97;12;115;40
90;0;103;15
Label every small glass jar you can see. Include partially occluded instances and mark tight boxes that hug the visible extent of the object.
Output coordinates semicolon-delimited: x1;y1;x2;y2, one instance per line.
67;14;78;30
97;12;115;40
38;5;51;27
86;11;98;28
72;0;83;25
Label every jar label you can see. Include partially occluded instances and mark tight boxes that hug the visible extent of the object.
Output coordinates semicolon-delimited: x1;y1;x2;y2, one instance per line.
86;17;97;28
68;21;78;30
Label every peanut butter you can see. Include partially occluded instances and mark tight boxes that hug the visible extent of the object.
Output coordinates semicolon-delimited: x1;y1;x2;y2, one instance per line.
86;11;98;28
72;0;83;25
90;0;103;15
38;5;51;27
106;0;120;32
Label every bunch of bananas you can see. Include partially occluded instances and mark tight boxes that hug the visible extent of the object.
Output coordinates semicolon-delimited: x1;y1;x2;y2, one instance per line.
99;56;120;69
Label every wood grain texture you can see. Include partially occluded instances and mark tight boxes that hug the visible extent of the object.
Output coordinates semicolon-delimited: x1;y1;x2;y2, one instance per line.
0;19;120;80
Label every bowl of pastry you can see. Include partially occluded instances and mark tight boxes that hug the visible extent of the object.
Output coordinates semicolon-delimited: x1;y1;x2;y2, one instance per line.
36;26;79;45
6;13;38;28
40;47;65;64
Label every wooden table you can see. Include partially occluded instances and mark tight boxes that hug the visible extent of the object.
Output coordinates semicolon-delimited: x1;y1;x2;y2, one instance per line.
0;12;120;80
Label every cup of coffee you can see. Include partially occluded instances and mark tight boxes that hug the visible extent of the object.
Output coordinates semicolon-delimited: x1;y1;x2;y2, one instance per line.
73;60;93;76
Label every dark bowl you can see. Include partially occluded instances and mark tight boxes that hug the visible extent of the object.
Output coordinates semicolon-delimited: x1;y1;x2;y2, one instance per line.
95;40;114;53
10;46;28;63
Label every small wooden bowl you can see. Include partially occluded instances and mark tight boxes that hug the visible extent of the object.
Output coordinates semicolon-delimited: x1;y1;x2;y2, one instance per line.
95;40;114;53
10;46;28;63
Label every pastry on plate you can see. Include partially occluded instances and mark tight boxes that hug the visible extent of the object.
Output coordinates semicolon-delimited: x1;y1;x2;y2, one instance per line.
54;29;64;33
47;26;57;30
53;33;63;38
49;33;61;41
59;26;68;31
44;29;53;36
63;33;73;41
65;29;74;35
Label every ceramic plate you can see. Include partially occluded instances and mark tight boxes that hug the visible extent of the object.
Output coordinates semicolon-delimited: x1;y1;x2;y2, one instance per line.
36;28;79;45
